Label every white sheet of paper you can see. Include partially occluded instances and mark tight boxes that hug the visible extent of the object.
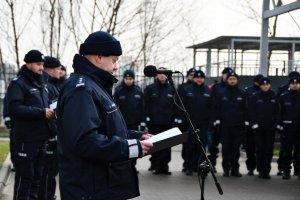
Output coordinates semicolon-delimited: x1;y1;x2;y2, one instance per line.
50;101;57;110
146;127;182;143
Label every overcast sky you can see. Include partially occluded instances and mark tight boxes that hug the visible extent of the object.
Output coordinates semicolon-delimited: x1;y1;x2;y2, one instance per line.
0;0;299;73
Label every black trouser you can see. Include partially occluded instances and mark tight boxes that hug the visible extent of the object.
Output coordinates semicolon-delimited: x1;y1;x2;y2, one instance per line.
220;126;243;173
38;140;58;200
185;125;208;171
281;125;300;174
10;128;16;167
254;130;275;175
178;125;188;170
148;125;172;171
13;141;46;200
208;126;220;167
277;134;285;172
245;126;256;172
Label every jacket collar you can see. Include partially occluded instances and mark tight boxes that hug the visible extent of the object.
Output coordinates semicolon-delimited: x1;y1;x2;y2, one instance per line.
19;65;44;88
72;54;118;90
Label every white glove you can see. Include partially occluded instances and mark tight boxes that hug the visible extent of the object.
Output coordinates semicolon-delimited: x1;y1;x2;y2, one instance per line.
214;120;221;126
252;124;259;130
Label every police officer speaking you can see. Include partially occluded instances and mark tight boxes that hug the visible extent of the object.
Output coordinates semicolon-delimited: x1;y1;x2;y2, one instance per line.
6;50;54;200
56;31;153;200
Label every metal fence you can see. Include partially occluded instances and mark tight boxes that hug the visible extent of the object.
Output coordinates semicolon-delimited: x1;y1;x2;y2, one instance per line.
0;63;296;127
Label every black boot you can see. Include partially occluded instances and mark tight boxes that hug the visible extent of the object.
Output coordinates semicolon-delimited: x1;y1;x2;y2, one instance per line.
282;172;291;180
223;170;230;177
231;170;242;178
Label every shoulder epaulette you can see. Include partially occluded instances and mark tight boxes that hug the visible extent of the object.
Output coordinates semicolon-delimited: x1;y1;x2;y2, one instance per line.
76;76;86;88
12;76;20;81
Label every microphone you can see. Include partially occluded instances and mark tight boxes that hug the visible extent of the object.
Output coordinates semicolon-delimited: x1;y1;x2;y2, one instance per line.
143;65;179;77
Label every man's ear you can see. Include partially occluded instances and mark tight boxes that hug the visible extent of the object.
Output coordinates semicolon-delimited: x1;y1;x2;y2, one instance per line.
95;55;103;64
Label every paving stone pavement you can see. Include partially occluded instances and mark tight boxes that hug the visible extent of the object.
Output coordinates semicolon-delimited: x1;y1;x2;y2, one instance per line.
1;145;300;200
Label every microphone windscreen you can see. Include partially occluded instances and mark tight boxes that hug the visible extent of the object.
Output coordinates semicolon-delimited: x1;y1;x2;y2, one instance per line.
144;65;157;77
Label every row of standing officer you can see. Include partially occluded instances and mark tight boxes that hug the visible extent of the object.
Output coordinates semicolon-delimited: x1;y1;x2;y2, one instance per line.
114;66;300;180
114;69;177;175
206;69;300;179
3;50;66;200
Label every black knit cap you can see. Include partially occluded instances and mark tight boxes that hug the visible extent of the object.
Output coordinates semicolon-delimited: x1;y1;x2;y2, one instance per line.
288;77;300;84
24;50;45;63
222;67;233;74
186;67;195;76
226;72;238;80
79;31;122;56
288;71;300;78
61;65;66;71
123;69;135;79
253;74;264;83
44;56;61;69
193;70;205;78
259;77;270;85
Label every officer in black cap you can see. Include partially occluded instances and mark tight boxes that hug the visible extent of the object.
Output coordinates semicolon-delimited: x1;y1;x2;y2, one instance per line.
6;49;54;200
56;65;67;90
244;74;264;176
212;72;246;177
277;71;300;98
249;77;280;179
180;70;213;175
276;71;300;176
113;69;144;174
279;77;300;179
56;31;153;200
144;67;177;175
38;56;62;200
177;67;195;172
208;67;234;172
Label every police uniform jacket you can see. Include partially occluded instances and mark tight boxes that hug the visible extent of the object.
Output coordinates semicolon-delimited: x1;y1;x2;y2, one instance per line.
279;90;300;131
3;94;13;128
46;75;61;103
57;54;144;200
6;66;50;142
249;89;280;130
114;82;144;126
46;75;61;138
144;80;176;126
212;80;227;98
244;84;260;122
277;84;289;98
181;83;213;126
213;85;246;127
178;80;193;97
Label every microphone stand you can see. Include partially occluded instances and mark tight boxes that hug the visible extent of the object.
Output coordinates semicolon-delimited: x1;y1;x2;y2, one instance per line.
166;73;223;200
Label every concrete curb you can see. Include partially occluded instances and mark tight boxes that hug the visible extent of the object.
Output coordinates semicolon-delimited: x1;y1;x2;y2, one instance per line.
0;153;11;193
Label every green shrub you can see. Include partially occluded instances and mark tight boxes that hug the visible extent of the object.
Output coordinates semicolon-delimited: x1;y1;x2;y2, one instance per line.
0;141;9;168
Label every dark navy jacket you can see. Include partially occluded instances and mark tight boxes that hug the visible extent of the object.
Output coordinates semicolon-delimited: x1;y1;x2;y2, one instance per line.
113;82;144;126
2;94;13;128
244;84;260;122
213;85;246;127
46;75;61;103
181;83;213;126
57;54;143;200
6;66;50;142
178;80;193;97
144;80;176;126
279;90;300;131
212;80;227;98
45;75;61;137
249;89;280;130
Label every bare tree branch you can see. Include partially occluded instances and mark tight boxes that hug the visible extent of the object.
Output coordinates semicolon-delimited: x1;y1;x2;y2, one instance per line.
5;0;20;69
69;0;81;50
